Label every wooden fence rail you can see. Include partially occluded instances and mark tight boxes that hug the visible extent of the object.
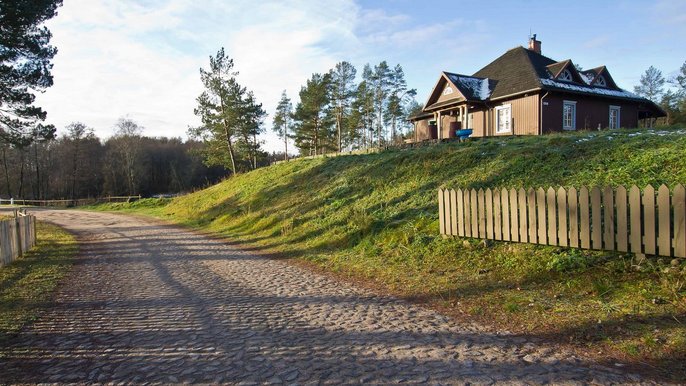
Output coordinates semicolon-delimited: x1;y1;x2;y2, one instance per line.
438;185;686;258
0;210;37;267
0;195;141;207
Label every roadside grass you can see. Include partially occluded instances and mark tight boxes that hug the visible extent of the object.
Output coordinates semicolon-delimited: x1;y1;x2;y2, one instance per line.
93;127;686;380
0;222;77;346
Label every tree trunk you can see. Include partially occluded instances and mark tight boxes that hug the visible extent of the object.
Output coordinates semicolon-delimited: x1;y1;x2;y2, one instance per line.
284;117;288;161
337;111;342;153
71;140;79;200
2;147;12;197
18;150;25;198
252;131;258;170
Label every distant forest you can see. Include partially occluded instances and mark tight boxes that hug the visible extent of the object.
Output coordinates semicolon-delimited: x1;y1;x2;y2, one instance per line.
0;118;285;200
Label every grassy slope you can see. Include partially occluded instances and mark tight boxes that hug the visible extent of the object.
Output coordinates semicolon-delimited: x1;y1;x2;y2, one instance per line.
101;128;686;379
0;222;77;345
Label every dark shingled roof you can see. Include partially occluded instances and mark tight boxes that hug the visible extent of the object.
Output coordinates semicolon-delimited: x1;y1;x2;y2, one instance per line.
472;46;556;99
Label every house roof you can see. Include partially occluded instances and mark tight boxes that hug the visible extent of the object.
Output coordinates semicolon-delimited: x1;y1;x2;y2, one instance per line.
418;45;666;117
471;46;659;105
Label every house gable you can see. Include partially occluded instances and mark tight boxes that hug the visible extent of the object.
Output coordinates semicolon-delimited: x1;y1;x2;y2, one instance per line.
580;66;620;89
423;73;467;111
546;60;586;84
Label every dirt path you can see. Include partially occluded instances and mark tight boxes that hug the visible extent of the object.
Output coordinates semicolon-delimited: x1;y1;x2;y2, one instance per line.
0;209;654;384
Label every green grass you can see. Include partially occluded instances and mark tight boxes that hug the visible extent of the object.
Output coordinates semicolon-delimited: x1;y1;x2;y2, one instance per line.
0;222;77;345
94;127;686;380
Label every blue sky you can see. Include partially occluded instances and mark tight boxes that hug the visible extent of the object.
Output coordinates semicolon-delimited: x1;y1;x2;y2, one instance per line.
36;0;686;151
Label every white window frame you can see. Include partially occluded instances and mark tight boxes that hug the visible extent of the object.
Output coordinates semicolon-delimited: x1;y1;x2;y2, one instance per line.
495;104;512;134
562;100;577;130
595;75;607;87
558;69;573;82
609;105;621;129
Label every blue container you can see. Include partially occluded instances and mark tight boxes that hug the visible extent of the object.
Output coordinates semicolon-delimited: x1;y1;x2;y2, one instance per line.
455;129;473;140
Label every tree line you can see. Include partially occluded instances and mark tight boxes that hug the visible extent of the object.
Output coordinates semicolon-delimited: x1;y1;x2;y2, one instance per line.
191;49;421;168
272;61;420;159
0;118;234;200
634;61;686;126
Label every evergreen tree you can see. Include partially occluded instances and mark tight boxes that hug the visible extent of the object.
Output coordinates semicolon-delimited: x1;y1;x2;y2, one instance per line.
634;66;665;102
235;91;266;171
0;0;62;147
190;48;264;174
328;61;357;152
273;90;293;161
385;64;416;143
292;73;332;156
372;61;391;145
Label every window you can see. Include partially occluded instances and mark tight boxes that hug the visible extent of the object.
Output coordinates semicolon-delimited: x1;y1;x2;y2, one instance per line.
558;69;573;82
595;75;607;87
563;101;576;130
495;104;511;133
609;105;621;129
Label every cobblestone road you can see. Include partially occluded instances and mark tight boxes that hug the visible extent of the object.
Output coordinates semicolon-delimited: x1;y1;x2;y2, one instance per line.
0;210;655;384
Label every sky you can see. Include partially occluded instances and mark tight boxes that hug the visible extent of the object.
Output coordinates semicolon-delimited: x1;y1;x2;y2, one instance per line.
36;0;686;152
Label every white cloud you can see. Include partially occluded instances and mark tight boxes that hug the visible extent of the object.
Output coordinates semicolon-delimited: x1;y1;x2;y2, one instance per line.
34;0;491;152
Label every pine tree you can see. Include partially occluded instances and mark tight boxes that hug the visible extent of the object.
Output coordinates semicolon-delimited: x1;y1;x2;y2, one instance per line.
385;64;416;144
634;66;665;102
372;61;391;145
273;91;293;161
190;48;264;174
328;61;356;152
292;73;332;156
0;0;62;147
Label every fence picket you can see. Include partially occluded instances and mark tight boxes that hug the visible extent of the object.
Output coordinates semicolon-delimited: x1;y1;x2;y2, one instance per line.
470;189;478;237
616;186;628;252
486;189;494;239
450;189;458;236
568;187;579;248
547;187;557;246
438;189;446;235
657;184;671;256
603;186;615;251
629;185;642;253
579;187;590;249
527;188;537;244
643;185;656;255
501;188;510;241
591;187;602;249
457;189;465;237
673;184;686;258
464;189;472;238
557;187;568;247
510;188;519;242
493;189;501;240
518;188;527;242
537;188;547;244
478;189;486;238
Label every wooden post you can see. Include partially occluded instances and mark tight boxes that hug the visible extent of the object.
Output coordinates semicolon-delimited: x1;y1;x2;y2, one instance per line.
14;210;22;258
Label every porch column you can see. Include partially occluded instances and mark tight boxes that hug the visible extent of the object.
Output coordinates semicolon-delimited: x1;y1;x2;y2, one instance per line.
437;110;442;140
464;104;469;131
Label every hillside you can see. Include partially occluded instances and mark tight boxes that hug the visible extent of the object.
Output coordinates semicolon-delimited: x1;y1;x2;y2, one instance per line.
105;127;686;379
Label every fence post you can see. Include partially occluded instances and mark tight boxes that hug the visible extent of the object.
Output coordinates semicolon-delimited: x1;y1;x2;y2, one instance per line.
14;210;22;258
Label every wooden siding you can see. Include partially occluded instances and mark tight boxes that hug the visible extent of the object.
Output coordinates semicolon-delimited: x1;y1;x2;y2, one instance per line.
414;118;432;141
468;94;539;137
542;93;640;133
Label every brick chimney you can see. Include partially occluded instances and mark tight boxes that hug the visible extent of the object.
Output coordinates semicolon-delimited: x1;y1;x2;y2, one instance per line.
528;34;541;54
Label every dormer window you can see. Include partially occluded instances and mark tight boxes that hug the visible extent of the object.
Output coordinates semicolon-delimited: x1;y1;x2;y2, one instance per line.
595;75;606;87
558;69;573;82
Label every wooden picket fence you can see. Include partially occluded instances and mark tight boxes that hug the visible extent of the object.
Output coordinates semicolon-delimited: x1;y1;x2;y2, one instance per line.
438;185;686;258
0;210;37;267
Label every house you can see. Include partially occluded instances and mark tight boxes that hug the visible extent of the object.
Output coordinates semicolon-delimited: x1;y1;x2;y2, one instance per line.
409;35;665;141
